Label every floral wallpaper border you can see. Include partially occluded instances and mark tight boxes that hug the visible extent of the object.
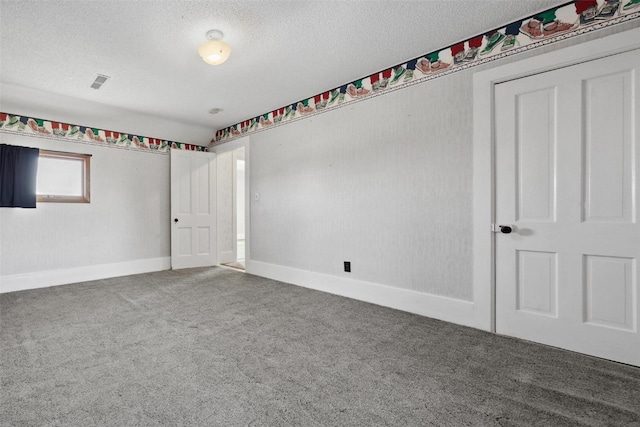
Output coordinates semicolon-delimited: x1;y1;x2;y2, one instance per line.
211;0;640;146
0;113;207;154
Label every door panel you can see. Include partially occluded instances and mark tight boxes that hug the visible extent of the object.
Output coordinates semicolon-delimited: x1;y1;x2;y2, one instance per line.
516;88;557;222
584;255;634;331
517;250;558;317
171;150;217;269
584;71;634;222
177;156;191;213
495;49;640;366
196;157;212;214
178;229;192;256
197;227;210;254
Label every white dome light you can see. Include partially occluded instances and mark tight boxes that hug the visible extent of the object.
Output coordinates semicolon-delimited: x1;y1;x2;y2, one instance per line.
198;30;232;65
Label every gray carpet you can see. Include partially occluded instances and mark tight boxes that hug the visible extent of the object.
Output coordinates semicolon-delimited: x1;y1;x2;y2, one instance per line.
1;267;639;426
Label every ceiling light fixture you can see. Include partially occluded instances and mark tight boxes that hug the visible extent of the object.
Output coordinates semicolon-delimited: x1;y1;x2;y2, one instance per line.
198;30;232;65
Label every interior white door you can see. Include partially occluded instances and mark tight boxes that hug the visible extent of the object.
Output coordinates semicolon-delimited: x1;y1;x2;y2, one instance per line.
170;149;217;269
495;49;640;366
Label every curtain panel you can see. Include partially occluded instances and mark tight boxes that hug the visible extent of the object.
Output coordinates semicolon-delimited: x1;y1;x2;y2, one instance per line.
0;143;40;208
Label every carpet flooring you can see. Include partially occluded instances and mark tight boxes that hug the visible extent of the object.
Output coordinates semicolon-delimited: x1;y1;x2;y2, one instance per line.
1;267;639;426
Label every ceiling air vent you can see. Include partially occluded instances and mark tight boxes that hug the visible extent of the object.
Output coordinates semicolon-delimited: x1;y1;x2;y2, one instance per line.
90;74;110;90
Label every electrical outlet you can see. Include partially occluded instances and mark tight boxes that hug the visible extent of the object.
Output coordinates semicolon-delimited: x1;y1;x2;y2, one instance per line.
344;261;351;273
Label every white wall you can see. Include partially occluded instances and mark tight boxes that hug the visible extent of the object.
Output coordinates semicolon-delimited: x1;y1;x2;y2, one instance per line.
247;22;638;328
0;133;170;291
251;71;473;299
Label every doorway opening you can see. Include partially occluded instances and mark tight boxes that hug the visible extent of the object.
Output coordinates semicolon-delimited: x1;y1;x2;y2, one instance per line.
234;151;246;270
217;146;246;271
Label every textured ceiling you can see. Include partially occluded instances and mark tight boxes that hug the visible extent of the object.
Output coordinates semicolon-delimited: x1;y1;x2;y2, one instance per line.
0;0;567;145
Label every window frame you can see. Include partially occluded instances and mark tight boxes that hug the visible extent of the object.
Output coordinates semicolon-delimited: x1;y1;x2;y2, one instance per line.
36;150;91;203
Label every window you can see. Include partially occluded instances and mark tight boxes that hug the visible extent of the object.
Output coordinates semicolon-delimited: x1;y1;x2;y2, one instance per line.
36;150;91;203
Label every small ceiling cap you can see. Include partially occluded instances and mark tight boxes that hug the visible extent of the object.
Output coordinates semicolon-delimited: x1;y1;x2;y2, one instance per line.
208;108;223;114
198;30;232;65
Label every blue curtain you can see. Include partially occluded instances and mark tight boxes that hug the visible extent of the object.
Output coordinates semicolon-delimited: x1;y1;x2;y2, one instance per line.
0;144;40;208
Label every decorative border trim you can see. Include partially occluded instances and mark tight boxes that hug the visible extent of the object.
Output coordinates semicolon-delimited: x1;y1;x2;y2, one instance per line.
247;260;483;330
211;0;640;146
0;113;207;154
0;257;171;293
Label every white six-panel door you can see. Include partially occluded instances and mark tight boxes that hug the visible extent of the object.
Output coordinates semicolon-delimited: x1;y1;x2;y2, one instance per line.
170;149;217;269
495;49;640;366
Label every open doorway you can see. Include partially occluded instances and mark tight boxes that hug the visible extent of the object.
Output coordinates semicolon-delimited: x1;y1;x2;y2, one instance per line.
216;146;246;271
235;150;245;269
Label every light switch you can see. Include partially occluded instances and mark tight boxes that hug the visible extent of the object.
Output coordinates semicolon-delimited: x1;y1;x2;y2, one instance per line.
254;193;260;201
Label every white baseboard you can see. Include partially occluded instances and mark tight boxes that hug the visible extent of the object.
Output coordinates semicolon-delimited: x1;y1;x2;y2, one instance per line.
0;257;171;293
246;260;487;331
